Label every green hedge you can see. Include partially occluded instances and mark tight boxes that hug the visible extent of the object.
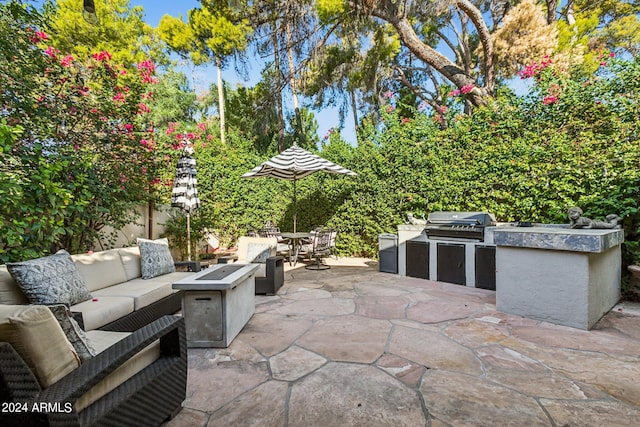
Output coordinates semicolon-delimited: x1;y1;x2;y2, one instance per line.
165;56;639;267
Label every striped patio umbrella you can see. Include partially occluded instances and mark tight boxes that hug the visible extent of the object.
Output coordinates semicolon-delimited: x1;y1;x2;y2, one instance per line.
171;142;200;261
241;144;356;233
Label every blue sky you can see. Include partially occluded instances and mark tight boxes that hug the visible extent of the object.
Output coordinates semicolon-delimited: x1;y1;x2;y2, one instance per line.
131;0;356;145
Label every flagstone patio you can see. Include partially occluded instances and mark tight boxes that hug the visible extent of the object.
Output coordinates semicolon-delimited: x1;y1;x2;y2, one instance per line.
164;258;640;426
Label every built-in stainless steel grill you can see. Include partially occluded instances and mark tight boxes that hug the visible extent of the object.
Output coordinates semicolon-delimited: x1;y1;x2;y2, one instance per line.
425;211;497;242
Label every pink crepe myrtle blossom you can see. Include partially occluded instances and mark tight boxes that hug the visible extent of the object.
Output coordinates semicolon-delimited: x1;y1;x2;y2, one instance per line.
460;84;475;94
140;139;155;150
448;89;461;96
542;83;561;105
197;122;207;131
124;123;133;132
92;51;112;62
60;55;74;67
520;55;553;79
113;92;126;103
324;128;335;140
44;46;58;59
137;59;159;84
29;29;49;44
137;59;156;73
401;117;412;124
137;102;150;114
383;90;394;99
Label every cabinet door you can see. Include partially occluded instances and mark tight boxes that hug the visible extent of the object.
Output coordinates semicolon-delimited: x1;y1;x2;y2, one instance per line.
475;246;496;290
437;243;466;285
406;239;429;279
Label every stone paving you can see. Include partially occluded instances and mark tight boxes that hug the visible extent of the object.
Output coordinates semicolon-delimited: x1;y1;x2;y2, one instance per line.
164;258;640;427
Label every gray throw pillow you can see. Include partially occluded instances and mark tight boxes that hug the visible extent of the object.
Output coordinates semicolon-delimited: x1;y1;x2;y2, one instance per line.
246;243;272;263
7;250;92;306
137;238;176;279
48;304;97;362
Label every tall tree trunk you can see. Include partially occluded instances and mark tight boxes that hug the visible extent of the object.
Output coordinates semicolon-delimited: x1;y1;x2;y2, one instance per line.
350;89;359;140
285;17;305;146
546;0;559;23
456;0;495;96
271;24;285;152
215;56;226;145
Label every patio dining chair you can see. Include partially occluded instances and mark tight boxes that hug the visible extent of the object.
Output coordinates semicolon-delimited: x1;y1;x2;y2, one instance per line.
258;226;289;255
305;227;333;270
328;228;338;259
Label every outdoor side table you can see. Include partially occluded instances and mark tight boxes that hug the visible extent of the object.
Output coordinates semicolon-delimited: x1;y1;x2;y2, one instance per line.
172;263;259;348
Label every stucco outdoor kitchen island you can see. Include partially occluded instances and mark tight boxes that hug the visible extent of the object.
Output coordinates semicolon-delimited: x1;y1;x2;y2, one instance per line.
493;226;624;330
173;263;259;347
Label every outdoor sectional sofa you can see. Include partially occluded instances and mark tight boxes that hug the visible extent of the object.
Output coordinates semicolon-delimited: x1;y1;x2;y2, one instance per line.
0;241;192;425
0;244;193;332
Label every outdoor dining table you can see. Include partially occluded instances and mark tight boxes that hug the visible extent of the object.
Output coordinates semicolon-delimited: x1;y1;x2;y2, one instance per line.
281;232;312;266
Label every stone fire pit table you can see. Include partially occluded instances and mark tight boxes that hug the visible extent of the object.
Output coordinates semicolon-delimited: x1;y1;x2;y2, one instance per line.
173;263;259;347
494;226;624;330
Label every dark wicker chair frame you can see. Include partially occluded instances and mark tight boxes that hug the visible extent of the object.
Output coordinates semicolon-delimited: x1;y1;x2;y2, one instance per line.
305;228;333;270
0;315;187;427
255;256;285;295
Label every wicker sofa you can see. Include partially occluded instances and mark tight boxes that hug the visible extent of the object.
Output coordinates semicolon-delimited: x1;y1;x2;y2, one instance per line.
0;243;193;425
0;245;194;332
0;314;187;426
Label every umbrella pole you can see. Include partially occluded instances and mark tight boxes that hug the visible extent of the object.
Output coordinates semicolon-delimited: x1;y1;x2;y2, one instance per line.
293;179;297;234
186;212;191;261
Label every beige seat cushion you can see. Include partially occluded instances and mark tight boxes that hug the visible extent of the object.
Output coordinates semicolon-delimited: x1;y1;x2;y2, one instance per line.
0;265;28;305
237;237;276;262
78;330;160;412
0;305;80;388
70;296;135;331
72;249;128;292
92;271;191;310
234;261;267;278
117;247;142;281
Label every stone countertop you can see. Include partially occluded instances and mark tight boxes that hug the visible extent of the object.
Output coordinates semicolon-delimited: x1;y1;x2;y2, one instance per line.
493;226;624;253
398;224;426;231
